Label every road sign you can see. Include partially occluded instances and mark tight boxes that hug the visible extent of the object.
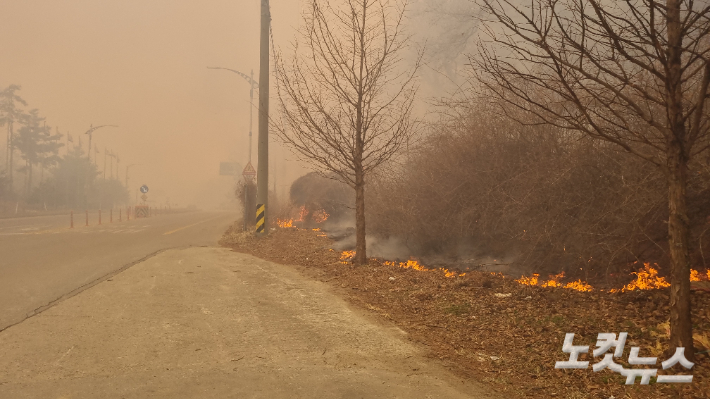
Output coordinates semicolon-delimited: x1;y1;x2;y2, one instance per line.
140;185;149;193
135;205;149;218
219;162;240;176
242;162;256;180
141;194;148;202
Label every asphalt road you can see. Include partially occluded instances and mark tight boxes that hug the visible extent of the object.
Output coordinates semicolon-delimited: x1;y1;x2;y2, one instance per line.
0;210;237;330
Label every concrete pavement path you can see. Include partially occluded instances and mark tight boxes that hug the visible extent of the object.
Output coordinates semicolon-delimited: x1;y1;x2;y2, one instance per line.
0;247;495;398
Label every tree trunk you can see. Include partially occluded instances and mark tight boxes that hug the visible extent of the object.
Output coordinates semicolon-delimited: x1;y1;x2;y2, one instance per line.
5;123;9;170
8;122;13;190
351;0;367;266
666;0;695;360
27;161;33;197
354;170;367;265
667;139;695;360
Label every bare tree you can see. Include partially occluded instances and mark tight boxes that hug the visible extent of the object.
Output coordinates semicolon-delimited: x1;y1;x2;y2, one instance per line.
274;0;420;264
0;85;27;191
473;0;710;358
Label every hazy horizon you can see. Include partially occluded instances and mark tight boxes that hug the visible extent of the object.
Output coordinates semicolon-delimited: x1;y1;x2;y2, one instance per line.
0;0;312;209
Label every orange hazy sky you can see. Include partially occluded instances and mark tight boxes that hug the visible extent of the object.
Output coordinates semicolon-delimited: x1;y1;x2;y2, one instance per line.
1;0;308;208
1;0;472;208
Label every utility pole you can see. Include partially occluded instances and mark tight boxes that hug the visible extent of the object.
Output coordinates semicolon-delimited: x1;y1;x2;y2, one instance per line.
256;0;270;235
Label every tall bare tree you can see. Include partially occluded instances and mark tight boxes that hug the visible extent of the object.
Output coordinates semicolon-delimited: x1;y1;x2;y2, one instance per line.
275;0;420;264
473;0;710;358
0;85;27;191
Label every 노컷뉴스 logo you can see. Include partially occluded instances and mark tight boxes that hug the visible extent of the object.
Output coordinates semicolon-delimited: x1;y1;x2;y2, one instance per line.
555;332;693;384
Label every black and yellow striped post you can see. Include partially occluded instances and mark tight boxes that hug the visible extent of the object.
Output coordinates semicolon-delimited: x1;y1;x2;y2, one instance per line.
256;204;266;234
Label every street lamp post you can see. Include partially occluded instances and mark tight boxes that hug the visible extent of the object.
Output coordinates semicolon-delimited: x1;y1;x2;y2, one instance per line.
84;124;118;164
81;124;117;209
208;66;260;232
207;67;258;163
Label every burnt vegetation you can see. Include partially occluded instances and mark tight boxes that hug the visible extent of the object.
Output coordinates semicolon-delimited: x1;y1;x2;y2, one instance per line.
367;99;710;284
289;172;352;227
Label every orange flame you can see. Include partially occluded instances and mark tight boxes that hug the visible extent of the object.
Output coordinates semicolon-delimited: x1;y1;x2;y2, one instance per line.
690;269;710;282
295;206;308;222
277;219;294;228
381;258;465;277
515;272;592;292
563;280;593;292
514;264;705;293
609;263;670;293
691;269;701;282
443;269;458;278
313;209;329;223
541;272;565;287
340;250;356;263
516;274;539;286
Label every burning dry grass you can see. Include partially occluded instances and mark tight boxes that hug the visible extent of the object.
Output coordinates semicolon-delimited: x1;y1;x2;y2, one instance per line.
339;250;355;263
341;251;694;294
276;218;294;228
312;209;329;223
512;263;709;294
382;259;466;278
609;263;672;293
276;205;329;229
691;269;710;282
272;216;708;296
515;273;593;292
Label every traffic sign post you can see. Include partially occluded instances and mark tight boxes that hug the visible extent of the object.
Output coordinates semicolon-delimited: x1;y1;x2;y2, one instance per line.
242;162;256;181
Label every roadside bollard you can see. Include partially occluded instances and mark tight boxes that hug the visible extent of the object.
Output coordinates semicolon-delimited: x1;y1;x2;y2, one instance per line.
99;210;102;225
70;211;74;228
85;210;88;227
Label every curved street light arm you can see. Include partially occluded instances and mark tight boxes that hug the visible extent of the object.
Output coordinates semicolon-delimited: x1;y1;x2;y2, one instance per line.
207;67;259;89
84;124;119;135
84;124;118;163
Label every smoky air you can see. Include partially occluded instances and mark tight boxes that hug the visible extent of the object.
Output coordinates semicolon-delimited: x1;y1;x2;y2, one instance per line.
1;1;707;398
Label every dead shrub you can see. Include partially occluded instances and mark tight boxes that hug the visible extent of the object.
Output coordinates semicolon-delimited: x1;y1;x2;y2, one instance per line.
367;100;710;282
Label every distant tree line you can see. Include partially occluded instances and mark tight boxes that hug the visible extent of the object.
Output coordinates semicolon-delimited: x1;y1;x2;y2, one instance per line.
0;85;128;210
